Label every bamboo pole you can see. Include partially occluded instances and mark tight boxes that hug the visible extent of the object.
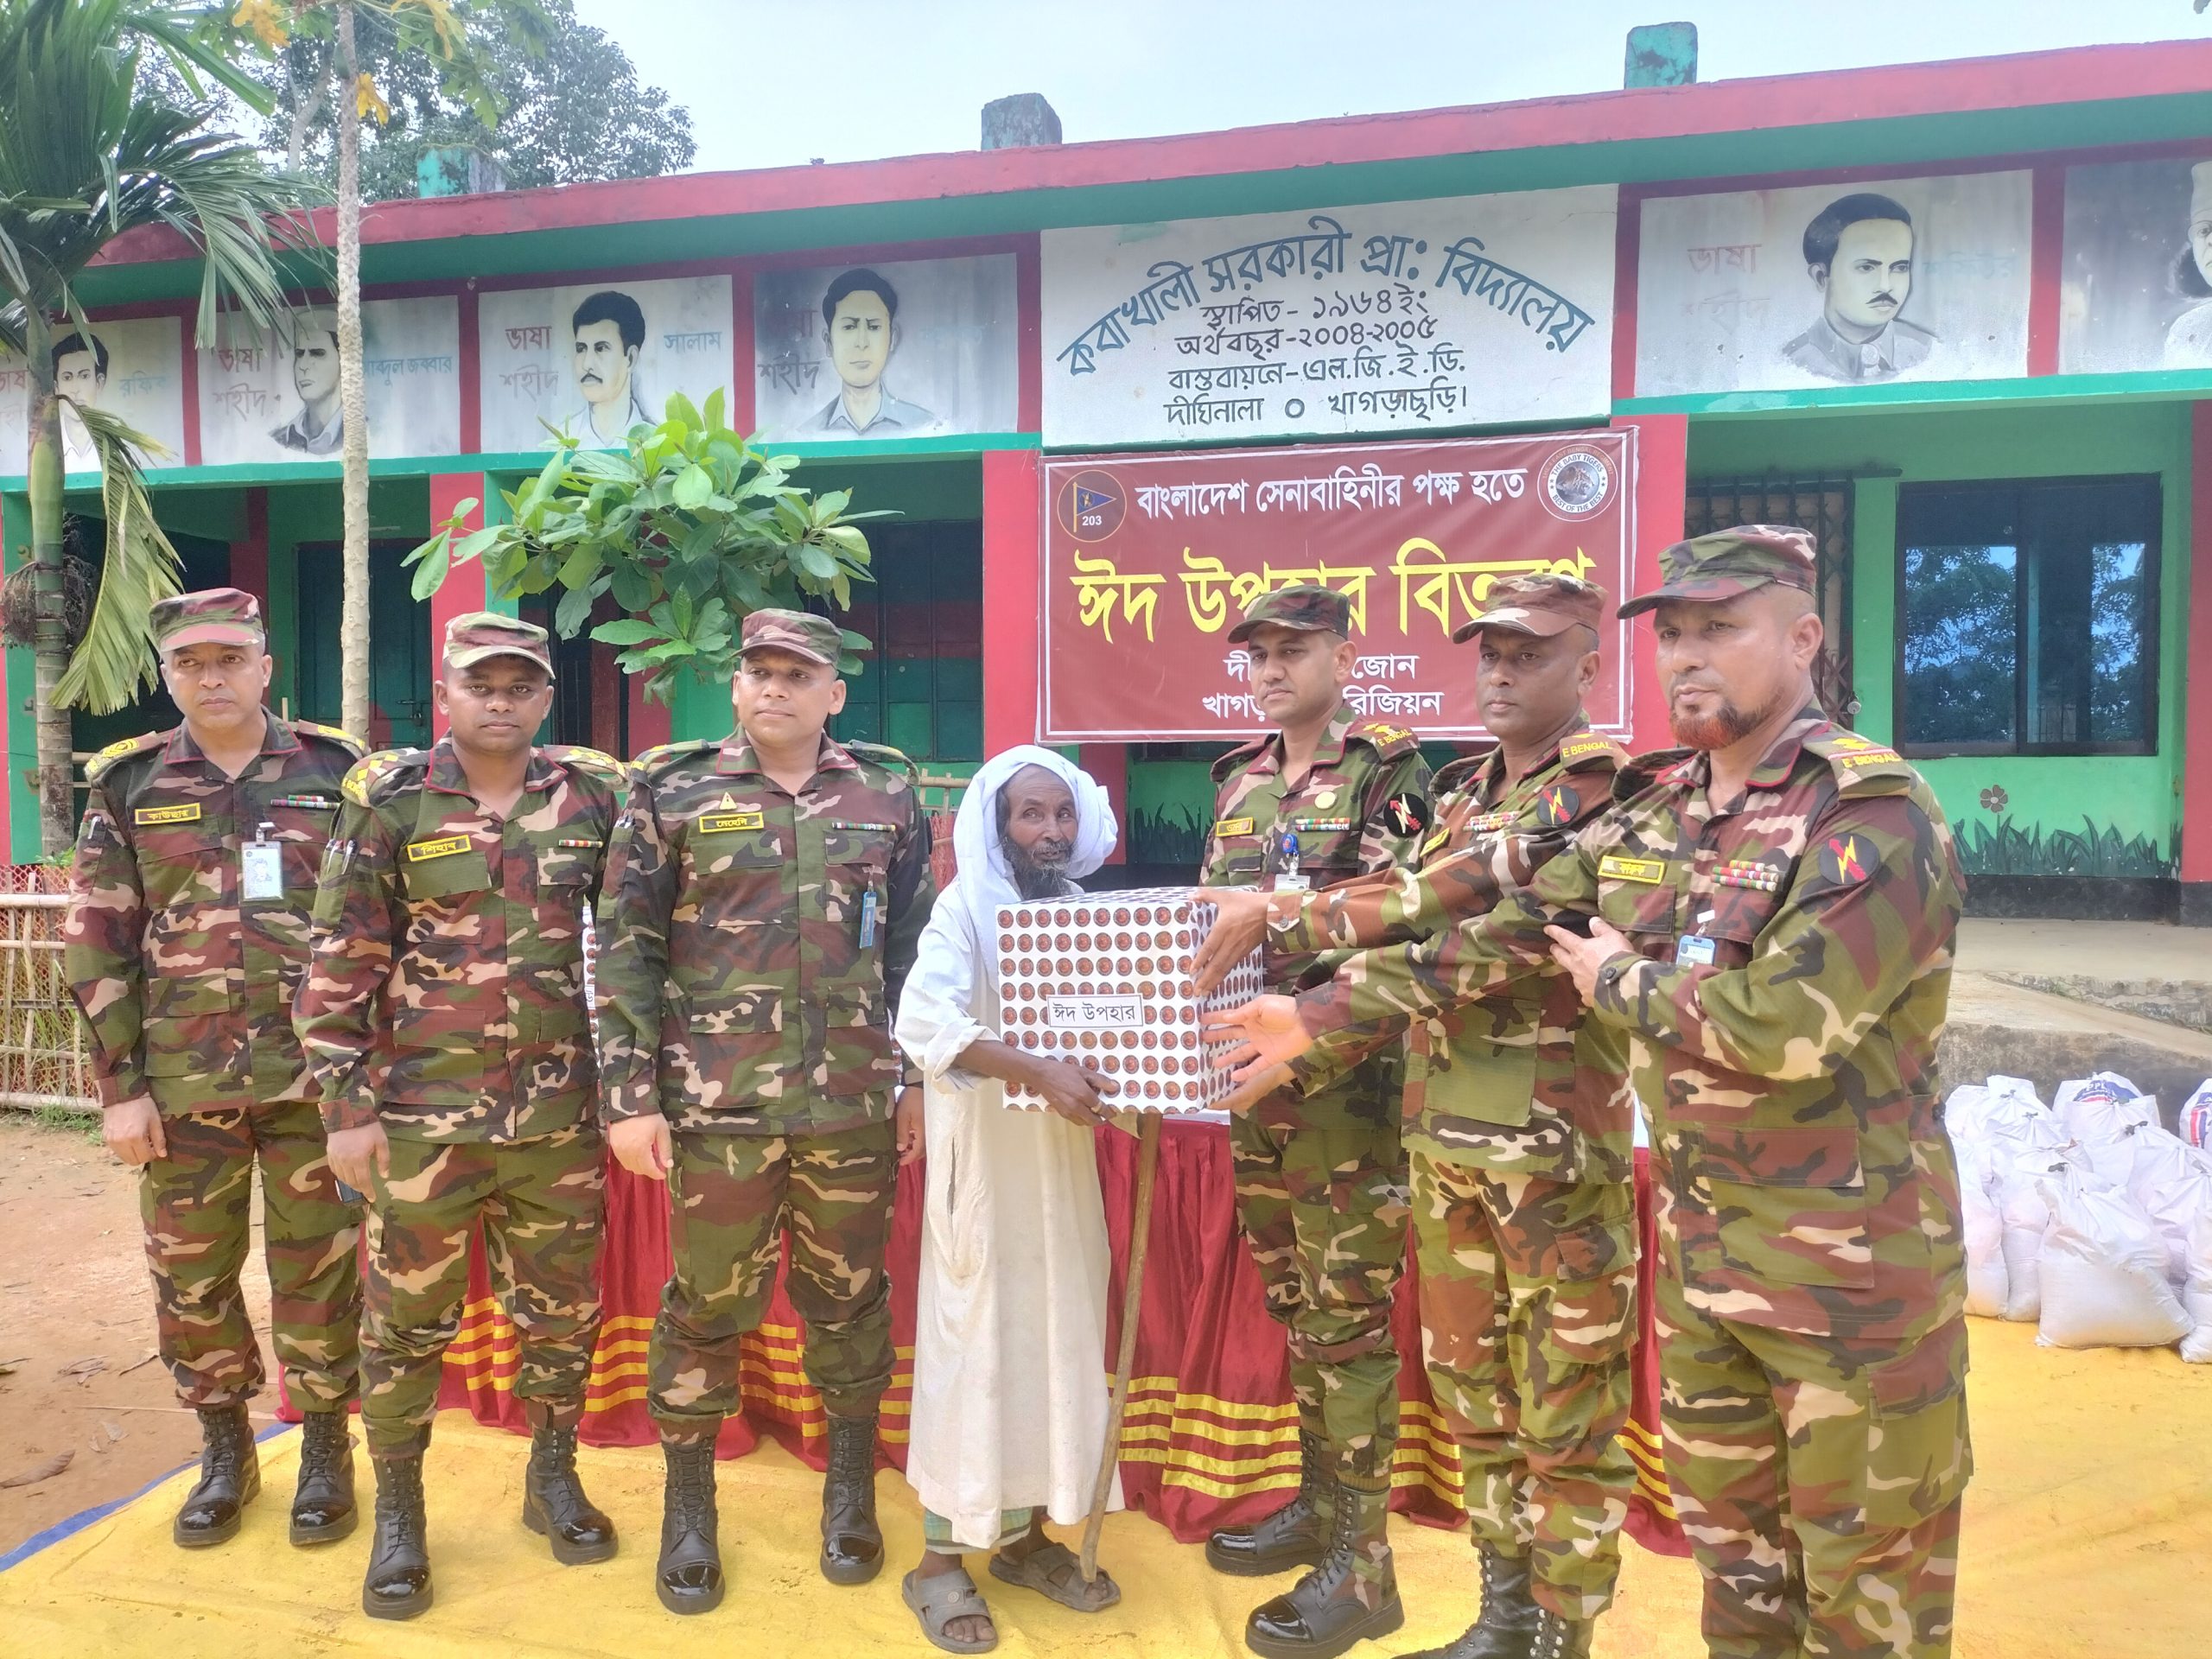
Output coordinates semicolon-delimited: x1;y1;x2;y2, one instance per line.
1081;1110;1162;1585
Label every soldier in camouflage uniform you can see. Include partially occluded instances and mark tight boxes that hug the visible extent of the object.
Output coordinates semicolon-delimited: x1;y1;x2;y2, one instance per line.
1197;584;1431;1659
1203;574;1637;1659
296;614;626;1620
1211;529;1972;1659
64;588;363;1554
596;607;937;1617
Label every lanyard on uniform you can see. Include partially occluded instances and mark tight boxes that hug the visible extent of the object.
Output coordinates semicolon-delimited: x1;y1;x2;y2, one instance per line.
241;820;283;901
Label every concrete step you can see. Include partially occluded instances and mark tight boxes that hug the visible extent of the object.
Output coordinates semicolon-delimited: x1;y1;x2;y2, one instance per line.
1942;972;2212;1132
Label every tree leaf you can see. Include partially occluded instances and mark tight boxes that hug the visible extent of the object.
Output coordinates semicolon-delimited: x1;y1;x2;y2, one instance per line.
591;618;664;645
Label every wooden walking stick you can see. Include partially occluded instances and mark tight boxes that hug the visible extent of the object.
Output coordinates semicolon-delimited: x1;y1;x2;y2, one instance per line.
1081;1109;1162;1585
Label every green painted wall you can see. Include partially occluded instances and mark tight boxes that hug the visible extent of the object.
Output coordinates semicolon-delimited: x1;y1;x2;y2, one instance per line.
1689;400;2191;876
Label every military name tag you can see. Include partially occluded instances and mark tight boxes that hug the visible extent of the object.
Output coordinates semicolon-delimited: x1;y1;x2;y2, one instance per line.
697;810;765;835
1213;817;1255;838
1599;855;1664;884
407;834;473;862
134;803;202;826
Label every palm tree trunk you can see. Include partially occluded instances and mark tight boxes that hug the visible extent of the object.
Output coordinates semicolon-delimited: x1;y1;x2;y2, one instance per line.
335;2;372;741
26;309;75;857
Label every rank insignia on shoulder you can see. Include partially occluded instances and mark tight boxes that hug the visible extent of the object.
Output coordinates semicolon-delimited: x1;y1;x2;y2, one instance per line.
134;803;203;826
100;736;146;759
1599;854;1664;884
1834;746;1904;767
1818;834;1872;885
407;834;473;862
1559;734;1615;762
1214;817;1255;838
697;810;766;835
1379;792;1430;836
1535;785;1580;828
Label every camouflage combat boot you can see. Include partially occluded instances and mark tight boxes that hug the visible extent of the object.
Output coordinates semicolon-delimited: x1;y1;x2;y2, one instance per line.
1528;1608;1595;1659
362;1433;433;1620
819;1411;884;1585
289;1409;357;1546
521;1398;617;1565
174;1401;260;1548
657;1435;723;1616
1396;1544;1541;1659
1208;1427;1336;1576
1245;1480;1402;1659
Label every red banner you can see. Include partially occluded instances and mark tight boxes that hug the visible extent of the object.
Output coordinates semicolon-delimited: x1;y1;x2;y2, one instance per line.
1040;432;1636;741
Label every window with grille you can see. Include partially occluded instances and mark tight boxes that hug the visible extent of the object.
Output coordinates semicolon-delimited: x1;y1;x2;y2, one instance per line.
1683;476;1857;722
1895;477;2159;757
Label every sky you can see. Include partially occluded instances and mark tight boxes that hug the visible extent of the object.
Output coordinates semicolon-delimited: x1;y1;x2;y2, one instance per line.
568;0;2210;176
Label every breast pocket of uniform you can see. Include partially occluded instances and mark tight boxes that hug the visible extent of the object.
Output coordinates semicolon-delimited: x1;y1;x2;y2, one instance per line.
1687;865;1790;970
1689;1124;1873;1292
399;842;493;924
1593;852;1681;948
1213;834;1264;886
264;804;338;898
820;823;895;933
138;831;237;1019
682;825;785;925
1292;824;1361;883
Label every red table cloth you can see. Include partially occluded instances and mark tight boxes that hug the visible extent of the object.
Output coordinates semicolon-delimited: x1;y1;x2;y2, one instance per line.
418;1123;1686;1554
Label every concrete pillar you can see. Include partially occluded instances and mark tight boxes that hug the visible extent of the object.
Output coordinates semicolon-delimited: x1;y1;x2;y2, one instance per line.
425;473;492;738
2181;405;2212;924
981;450;1041;753
1610;413;1688;753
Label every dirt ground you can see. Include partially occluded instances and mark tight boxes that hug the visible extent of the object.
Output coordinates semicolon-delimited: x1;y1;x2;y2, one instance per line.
0;1115;281;1558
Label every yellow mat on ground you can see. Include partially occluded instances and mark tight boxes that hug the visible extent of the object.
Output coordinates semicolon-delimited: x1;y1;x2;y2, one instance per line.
2;1319;2205;1658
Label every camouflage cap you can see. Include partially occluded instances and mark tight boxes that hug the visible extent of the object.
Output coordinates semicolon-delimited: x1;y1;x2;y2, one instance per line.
740;607;841;666
1451;572;1608;643
1616;524;1819;619
442;612;554;677
1226;582;1351;645
151;588;264;652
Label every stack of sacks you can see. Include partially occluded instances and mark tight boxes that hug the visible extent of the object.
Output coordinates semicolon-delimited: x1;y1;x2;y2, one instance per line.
2029;1077;2212;1355
1944;1077;2075;1321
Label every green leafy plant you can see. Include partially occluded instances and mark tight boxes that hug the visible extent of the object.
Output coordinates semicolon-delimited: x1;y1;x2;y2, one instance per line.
405;389;890;700
1955;814;2172;880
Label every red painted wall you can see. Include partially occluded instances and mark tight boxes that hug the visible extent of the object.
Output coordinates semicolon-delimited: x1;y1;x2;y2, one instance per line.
425;474;488;739
981;449;1042;753
1611;415;1688;754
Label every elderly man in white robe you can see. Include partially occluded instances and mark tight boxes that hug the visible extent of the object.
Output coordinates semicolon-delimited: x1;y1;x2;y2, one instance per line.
893;747;1127;1654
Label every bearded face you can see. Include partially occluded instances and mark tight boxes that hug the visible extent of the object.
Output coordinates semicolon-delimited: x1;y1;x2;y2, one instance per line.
1000;825;1071;900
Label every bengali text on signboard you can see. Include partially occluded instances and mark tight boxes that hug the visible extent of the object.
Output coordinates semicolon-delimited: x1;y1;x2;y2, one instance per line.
1040;432;1636;742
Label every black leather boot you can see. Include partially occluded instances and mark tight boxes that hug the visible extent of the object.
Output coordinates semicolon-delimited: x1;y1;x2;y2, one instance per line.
520;1402;618;1564
174;1402;260;1548
656;1437;723;1616
1395;1544;1540;1659
362;1438;433;1621
289;1409;357;1547
1245;1481;1403;1659
1208;1428;1335;1576
1528;1608;1595;1659
818;1411;883;1586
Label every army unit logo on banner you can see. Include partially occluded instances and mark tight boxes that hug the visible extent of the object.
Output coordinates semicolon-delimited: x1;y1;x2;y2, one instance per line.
1541;445;1616;520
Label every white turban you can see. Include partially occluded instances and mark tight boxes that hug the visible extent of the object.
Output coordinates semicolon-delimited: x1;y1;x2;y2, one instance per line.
950;745;1117;988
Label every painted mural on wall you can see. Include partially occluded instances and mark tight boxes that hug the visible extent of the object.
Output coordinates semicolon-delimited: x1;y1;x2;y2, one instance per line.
1635;171;2032;395
478;276;732;451
1039;187;1617;448
0;315;188;475
753;254;1018;441
1938;779;2173;880
197;297;460;465
2059;157;2212;373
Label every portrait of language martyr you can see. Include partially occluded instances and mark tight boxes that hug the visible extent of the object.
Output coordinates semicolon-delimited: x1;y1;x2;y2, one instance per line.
2162;160;2212;366
270;309;344;457
1780;191;1938;384
554;288;653;449
810;267;941;438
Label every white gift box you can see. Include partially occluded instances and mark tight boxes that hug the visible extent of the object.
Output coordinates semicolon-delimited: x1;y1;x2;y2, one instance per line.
995;887;1265;1113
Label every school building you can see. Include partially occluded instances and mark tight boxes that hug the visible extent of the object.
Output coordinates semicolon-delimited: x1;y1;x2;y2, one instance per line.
8;36;2212;921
